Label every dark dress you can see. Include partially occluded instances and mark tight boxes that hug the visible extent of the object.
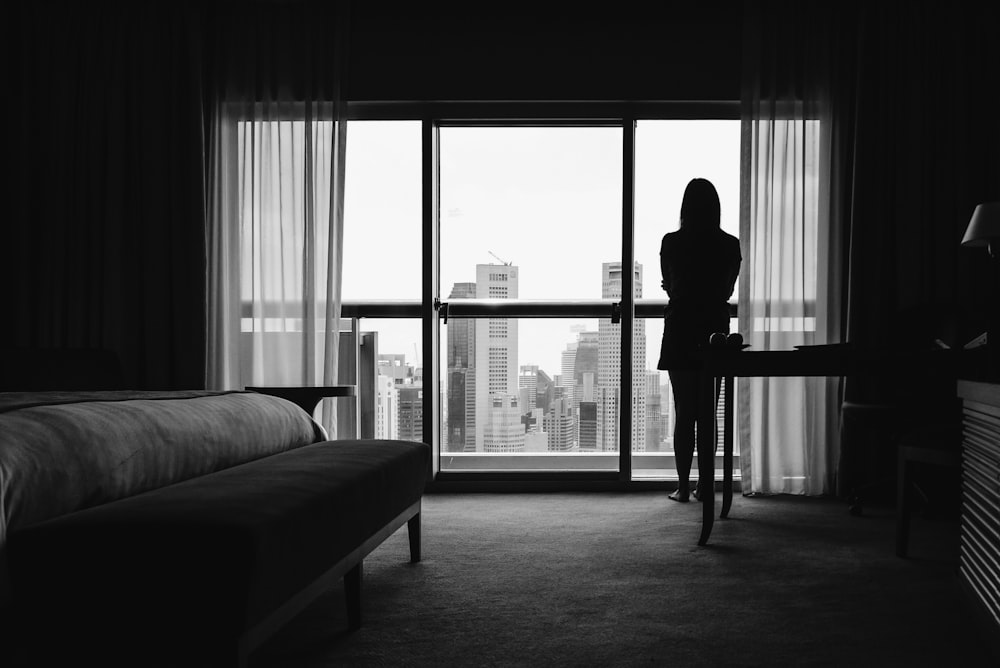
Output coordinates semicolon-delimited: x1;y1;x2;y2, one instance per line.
656;227;742;370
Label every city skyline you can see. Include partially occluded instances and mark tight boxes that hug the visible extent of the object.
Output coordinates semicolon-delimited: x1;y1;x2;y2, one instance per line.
435;260;656;454
340;120;740;375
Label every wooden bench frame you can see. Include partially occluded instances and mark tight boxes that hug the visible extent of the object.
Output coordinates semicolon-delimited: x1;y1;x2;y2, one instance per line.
236;499;422;667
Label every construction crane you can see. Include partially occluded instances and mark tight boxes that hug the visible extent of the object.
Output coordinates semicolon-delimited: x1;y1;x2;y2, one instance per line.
488;250;512;266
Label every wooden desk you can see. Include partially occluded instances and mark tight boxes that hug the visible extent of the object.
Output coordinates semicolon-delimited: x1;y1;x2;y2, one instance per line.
693;347;960;545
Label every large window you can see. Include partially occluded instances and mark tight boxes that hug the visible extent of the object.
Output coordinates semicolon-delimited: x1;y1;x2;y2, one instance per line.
343;121;422;302
633;120;741;478
336;109;741;483
438;126;623;471
341;121;423;440
439;126;622;301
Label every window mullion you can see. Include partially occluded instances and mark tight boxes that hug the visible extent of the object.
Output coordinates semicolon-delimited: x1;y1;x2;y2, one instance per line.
422;119;440;478
620;119;636;480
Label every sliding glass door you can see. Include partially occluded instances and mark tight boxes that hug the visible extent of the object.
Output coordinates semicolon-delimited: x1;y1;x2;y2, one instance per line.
633;120;742;480
338;107;741;484
438;124;625;472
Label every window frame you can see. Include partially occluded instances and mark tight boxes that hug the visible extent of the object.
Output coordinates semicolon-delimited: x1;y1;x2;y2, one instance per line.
342;101;740;490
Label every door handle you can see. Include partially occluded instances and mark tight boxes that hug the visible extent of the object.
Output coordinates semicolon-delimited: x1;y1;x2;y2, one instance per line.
434;298;449;324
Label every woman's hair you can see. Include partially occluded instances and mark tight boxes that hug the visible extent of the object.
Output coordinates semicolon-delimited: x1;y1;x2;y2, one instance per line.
679;178;721;230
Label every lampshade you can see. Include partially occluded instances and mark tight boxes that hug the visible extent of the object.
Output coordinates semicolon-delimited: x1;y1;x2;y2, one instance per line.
961;201;1000;248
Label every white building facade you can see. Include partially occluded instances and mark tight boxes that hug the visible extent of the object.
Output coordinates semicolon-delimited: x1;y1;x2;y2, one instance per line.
597;261;646;452
474;263;519;450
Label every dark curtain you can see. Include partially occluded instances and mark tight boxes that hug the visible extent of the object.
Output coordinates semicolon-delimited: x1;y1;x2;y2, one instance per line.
740;0;999;499
834;0;1000;503
5;1;349;391
739;0;999;390
845;0;1000;390
7;2;208;389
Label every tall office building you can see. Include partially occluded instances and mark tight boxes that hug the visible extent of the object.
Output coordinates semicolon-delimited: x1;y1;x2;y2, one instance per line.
645;371;665;451
559;343;577;406
578;400;597;451
597;261;646;452
544;397;576;452
446;282;477;452
474;263;519;450
518;364;539;413
554;331;597;447
524;407;548;452
535;368;555;415
378;354;416;385
660;379;674;450
573;331;599;407
374;374;399;441
483;394;526;452
397;384;423;441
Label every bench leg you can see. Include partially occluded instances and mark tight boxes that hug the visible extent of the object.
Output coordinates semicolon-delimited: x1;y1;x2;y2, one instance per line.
408;512;422;563
345;561;363;631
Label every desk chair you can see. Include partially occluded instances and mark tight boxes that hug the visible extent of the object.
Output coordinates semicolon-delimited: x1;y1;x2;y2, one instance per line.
896;443;961;558
839;401;901;514
839;397;961;556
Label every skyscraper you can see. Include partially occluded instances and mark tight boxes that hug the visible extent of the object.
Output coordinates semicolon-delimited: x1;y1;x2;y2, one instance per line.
483;394;526;452
518;364;539;413
569;331;598;450
543;397;576;452
597;261;646;452
578;400;597;451
660;379;674;447
377;354;415;385
534;368;555;415
374;374;399;440
559;342;577;407
474;263;519;450
446;282;477;452
397;385;423;441
645;371;665;451
573;331;599;407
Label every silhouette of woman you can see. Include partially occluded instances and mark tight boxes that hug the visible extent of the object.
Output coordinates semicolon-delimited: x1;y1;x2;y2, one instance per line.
657;178;741;502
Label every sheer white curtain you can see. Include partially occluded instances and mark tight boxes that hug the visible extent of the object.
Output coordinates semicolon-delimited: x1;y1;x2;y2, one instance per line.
737;2;846;495
205;4;348;434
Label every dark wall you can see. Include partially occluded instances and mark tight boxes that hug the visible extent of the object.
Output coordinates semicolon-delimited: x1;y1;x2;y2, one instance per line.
348;1;743;102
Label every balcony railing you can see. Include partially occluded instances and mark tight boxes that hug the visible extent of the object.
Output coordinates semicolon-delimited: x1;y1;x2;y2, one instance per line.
329;300;742;481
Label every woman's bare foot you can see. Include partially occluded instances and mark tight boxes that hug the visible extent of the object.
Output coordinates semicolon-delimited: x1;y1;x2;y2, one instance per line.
668;489;690;503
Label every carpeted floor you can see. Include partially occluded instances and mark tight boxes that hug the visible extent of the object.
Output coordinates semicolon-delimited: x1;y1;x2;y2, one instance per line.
252;492;994;667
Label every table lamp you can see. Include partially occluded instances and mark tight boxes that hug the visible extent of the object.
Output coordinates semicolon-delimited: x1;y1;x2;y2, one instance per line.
962;202;1000;258
962;201;1000;380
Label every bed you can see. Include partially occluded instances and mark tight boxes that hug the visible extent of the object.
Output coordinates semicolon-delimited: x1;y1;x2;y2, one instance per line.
0;387;428;666
0;389;326;606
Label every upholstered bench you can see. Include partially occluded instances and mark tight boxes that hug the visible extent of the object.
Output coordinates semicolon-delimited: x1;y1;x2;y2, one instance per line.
7;438;429;667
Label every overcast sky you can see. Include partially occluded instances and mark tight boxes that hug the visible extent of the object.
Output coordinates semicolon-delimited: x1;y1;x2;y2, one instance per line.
342;120;740;377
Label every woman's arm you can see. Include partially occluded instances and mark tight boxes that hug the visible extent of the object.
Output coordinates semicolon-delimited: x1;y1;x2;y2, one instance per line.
659;235;674;296
722;236;742;299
